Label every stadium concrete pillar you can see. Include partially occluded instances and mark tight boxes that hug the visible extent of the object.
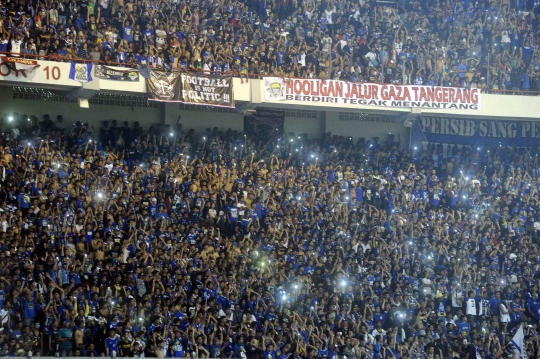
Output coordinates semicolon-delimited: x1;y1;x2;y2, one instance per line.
159;103;166;125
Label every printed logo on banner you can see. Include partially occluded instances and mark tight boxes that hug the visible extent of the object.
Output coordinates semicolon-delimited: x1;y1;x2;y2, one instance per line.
128;71;138;81
76;66;86;77
264;77;285;100
152;72;178;99
69;63;93;82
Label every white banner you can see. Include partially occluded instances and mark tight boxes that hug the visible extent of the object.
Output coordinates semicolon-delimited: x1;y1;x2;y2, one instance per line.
263;77;481;110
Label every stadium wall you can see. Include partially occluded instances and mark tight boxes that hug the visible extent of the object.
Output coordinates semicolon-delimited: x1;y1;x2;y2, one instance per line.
282;110;325;140
164;106;244;134
0;86;161;130
0;86;410;145
325;112;410;144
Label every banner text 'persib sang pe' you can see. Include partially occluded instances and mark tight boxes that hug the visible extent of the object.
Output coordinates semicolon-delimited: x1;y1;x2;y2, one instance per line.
411;116;540;147
264;77;480;110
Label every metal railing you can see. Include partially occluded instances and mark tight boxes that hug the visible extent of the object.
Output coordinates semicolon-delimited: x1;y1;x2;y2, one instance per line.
2;51;539;96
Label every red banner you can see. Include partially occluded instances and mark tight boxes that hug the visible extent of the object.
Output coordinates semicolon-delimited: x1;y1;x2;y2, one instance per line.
1;56;40;73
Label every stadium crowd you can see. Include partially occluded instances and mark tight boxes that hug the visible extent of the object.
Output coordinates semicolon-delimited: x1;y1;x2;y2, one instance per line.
1;0;540;90
0;113;537;359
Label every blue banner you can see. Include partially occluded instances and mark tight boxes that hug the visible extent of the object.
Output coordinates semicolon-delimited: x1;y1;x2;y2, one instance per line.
411;116;540;147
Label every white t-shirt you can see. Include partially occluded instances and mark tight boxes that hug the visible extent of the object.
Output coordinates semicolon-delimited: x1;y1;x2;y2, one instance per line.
501;30;510;43
465;297;477;316
366;51;376;62
452;290;463;307
11;39;22;55
155;29;166;47
325;9;334;24
297;53;306;67
500;304;510;322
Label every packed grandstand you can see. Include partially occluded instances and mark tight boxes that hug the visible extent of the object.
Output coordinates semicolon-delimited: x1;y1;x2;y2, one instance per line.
1;0;540;357
0;113;533;359
0;0;539;90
